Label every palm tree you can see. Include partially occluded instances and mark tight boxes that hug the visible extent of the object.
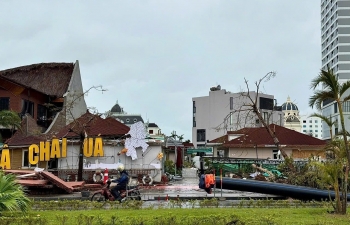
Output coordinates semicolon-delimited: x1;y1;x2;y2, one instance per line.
0;171;31;214
0;110;21;128
0;110;21;143
309;68;350;214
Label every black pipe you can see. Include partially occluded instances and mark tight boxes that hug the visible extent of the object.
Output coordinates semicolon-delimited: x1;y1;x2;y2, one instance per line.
216;177;350;201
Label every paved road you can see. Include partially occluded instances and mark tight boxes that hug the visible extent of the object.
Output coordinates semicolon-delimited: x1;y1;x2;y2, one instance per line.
29;177;283;201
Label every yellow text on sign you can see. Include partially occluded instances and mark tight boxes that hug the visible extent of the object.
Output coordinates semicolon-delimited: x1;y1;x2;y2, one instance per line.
0;144;11;169
83;137;104;157
28;138;67;165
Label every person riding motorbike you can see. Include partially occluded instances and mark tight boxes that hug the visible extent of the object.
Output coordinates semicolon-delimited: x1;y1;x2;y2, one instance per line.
110;164;129;201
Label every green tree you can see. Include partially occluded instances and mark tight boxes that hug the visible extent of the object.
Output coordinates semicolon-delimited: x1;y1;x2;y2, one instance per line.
322;140;346;212
0;110;21;143
0;171;31;214
309;68;350;214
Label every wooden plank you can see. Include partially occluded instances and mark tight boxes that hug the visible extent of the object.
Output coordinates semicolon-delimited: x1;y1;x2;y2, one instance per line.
38;171;73;193
17;180;48;187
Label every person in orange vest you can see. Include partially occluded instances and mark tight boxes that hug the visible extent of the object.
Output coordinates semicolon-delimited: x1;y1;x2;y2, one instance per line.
204;173;215;194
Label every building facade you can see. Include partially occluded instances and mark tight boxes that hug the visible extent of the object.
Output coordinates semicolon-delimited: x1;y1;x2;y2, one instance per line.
281;97;302;132
321;0;350;140
300;115;323;139
108;101;144;126
321;0;350;75
192;85;283;148
0;61;87;141
209;124;326;160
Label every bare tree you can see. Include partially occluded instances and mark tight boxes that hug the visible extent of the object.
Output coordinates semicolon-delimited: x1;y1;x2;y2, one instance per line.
47;85;107;181
240;72;289;159
213;72;290;160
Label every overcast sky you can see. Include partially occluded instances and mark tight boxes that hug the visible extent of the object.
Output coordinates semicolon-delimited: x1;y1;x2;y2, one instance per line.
0;1;321;141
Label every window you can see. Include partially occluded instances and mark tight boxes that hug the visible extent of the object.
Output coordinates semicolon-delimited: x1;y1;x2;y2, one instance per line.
263;112;269;124
303;120;306;123
303;125;306;128
259;97;273;110
279;114;282;126
315;120;318;123
309;120;312;123
315;125;318;128
193;101;196;127
37;104;47;121
126;119;130;123
133;118;137;122
272;150;281;159
0;97;9;111
309;125;312;127
22;150;37;168
229;112;233;125
197;129;206;142
48;158;58;169
334;102;338;113
303;130;307;132
149;129;153;134
21;99;34;117
230;97;233;110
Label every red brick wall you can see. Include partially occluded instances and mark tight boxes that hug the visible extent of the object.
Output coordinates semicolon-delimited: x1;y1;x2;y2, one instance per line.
0;87;48;121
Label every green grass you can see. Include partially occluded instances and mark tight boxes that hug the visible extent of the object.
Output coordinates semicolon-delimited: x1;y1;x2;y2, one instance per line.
2;208;350;225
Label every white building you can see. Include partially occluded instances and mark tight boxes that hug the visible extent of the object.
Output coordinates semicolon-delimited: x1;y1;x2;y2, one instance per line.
321;0;350;140
300;115;323;139
145;122;165;142
321;0;350;75
192;85;283;148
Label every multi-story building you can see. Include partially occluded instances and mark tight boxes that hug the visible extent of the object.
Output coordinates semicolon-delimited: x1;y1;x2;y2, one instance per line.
192;85;283;147
300;115;323;139
107;101;165;142
321;0;350;74
0;61;88;170
321;0;350;140
108;101;144;126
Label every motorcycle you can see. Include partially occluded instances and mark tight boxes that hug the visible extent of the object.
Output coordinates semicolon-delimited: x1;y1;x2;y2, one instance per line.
91;180;141;202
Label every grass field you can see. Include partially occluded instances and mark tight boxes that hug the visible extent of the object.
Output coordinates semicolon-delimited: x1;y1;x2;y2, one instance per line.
2;207;350;225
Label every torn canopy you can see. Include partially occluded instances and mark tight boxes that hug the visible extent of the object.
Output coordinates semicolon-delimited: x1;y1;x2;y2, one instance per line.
124;121;149;160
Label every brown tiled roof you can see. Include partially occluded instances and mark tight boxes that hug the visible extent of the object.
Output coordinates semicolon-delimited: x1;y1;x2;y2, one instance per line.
55;111;130;138
0;62;74;97
183;142;194;147
209;124;326;148
6;114;46;146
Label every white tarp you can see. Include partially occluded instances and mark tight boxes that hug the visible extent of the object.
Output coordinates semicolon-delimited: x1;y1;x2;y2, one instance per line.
125;121;149;160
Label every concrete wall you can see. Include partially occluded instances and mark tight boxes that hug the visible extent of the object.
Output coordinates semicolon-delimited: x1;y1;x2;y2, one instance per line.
228;147;325;159
57;142;163;182
227;147;292;159
64;60;87;124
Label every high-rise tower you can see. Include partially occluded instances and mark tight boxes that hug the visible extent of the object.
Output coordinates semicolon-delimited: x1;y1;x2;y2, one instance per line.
321;0;350;76
321;0;350;140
